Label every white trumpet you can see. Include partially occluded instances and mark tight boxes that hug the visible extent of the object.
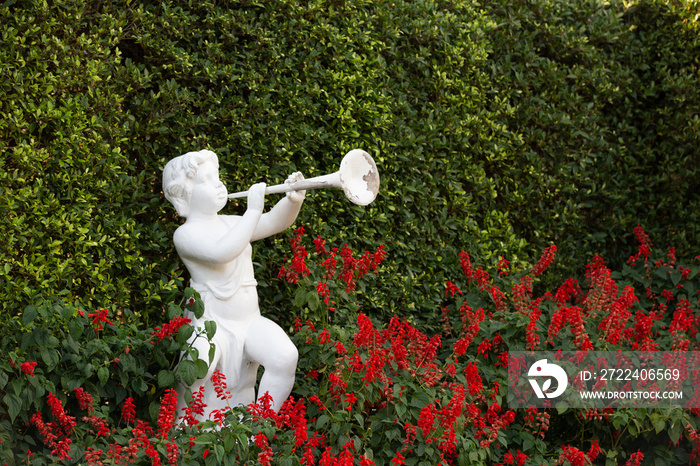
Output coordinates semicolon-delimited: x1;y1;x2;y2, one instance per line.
227;149;380;206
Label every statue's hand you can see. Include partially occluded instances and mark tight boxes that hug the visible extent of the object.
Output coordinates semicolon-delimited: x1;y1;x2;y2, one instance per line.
285;172;306;203
247;182;266;212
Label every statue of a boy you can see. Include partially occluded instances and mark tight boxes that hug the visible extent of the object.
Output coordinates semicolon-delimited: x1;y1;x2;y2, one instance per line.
162;149;305;420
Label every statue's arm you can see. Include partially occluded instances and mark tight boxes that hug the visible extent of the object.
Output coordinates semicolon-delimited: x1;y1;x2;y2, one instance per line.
252;173;305;241
175;183;267;264
252;196;303;241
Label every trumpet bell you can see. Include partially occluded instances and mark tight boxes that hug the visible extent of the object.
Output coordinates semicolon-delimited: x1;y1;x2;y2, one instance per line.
339;149;380;206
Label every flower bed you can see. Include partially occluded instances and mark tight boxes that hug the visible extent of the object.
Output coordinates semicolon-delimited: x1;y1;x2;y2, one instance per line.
1;226;699;465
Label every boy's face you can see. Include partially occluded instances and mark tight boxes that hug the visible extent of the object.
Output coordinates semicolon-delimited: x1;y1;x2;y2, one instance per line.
188;160;228;216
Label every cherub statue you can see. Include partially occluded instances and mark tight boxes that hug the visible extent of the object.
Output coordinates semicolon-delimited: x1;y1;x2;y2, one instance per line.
162;149;305;420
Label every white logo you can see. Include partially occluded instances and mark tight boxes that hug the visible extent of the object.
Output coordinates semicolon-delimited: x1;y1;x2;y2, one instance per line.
528;359;568;399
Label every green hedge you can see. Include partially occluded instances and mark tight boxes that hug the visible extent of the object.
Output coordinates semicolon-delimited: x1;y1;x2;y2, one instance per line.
0;0;697;324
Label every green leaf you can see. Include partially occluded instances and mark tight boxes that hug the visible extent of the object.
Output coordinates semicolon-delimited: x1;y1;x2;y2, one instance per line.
295;287;307;307
178;359;198;386
98;366;109;386
22;306;38;326
157;369;176;388
40;348;59;368
205;320;217;341
307;290;320;311
215;444;225;462
654;419;665;434
669;421;682;445
316;414;330;429
195;358;209;379
3;393;21;421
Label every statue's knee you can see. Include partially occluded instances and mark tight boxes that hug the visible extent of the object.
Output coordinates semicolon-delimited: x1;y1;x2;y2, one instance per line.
269;343;298;374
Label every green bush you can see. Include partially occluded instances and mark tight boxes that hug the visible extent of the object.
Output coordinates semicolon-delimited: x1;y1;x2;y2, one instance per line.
1;0;697;325
482;0;700;272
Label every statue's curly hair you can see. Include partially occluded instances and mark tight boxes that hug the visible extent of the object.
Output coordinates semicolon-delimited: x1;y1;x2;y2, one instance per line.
162;150;218;217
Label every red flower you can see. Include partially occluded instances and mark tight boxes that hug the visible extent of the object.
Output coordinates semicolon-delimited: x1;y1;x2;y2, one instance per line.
47;392;76;434
625;451;644;466
152;316;192;341
157;389;178;439
497;256;510;277
20;361;37;377
255;433;274;466
418;404;436;437
181;386;206;426
87;309;115;330
74;387;94;413
477;338;492;356
628;225;652;265
359;456;375;466
211;369;232;401
313;235;327;254
445;280;462;297
390;451;406;465
122;396;136;424
587;440;602;461
335;341;347;355
558;445;586;466
343;392;357;411
533;245;557;276
459;250;473;279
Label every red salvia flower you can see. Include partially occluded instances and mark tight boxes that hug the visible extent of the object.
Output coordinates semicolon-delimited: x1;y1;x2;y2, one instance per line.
445;280;462;297
557;445;586;466
20;361;37;377
533;244;557;276
459;250;473;279
152;316;192;341
85;447;103;465
497;256;510;277
87;308;115;330
157;389;179;439
83;414;111;437
343;392;357;411
598;285;637;345
625;451;644;466
30;411;59;449
554;278;581;305
417;404;436;437
390;451;406;465
490;285;507;313
588;440;602;461
51;437;73;462
166;441;180;465
512;275;534;313
463;362;483;395
526;301;542;350
181;386;207;426
211;369;232;401
122;396;136;424
474;267;491;291
255;433;274;466
74;387;94;413
516;450;528;466
46;392;76;434
313;235;327;254
628;225;652;265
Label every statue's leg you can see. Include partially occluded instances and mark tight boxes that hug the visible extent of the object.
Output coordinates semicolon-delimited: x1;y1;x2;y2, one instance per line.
244;316;298;412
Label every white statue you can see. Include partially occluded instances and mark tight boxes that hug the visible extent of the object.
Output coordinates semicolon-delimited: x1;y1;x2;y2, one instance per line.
162;149;305;420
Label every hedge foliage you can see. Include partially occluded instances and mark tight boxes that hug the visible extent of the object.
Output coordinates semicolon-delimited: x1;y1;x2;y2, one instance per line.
0;0;698;325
